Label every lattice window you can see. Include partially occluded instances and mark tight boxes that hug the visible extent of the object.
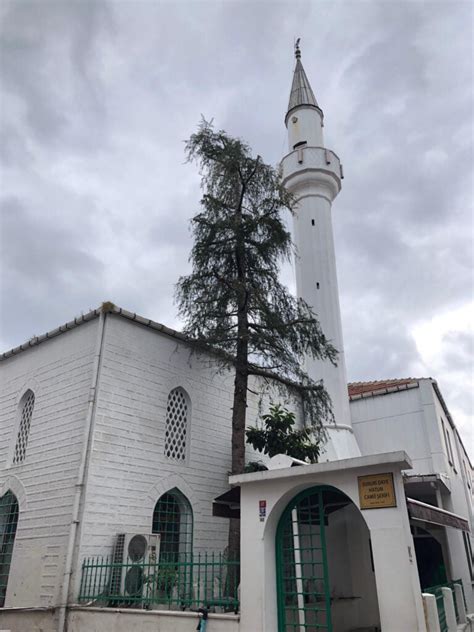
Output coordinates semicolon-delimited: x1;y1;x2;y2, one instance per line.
152;489;193;562
164;388;188;461
0;491;19;607
13;391;35;465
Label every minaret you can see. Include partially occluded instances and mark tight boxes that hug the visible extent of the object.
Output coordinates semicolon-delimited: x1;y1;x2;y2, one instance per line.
281;41;360;460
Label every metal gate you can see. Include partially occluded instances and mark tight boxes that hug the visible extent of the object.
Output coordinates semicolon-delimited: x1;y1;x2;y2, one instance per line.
276;487;332;632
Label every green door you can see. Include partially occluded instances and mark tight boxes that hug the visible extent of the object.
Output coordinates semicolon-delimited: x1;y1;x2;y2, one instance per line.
276;487;332;631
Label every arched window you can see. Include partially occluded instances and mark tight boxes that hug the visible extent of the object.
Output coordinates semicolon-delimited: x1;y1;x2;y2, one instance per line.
0;491;19;607
13;390;35;465
164;388;189;461
152;489;193;562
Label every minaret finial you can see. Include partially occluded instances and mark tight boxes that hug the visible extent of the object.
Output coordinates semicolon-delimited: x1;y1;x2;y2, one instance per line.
295;37;301;60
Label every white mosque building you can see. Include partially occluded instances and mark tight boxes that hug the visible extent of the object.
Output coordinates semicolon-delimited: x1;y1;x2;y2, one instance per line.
0;45;472;632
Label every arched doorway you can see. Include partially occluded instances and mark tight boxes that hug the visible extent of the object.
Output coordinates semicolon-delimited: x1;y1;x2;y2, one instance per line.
276;485;380;632
0;491;19;608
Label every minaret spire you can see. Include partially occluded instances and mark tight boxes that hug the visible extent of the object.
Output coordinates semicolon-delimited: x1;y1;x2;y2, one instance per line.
286;39;320;125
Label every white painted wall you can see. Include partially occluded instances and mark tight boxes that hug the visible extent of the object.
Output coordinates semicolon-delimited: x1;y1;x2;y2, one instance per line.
351;386;433;472
233;452;427;632
0;606;240;632
1;312;306;611
350;380;474;610
0;607;57;632
71;313;301;598
75;314;236;565
0;320;99;608
67;607;239;632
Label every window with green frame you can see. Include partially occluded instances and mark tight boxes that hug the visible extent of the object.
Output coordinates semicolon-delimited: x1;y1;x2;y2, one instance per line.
152;489;193;562
0;491;19;607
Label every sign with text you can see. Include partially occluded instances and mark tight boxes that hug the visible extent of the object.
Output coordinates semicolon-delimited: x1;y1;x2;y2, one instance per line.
358;473;396;509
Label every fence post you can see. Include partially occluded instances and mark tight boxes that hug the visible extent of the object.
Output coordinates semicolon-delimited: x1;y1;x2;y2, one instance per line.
454;583;467;624
423;593;441;632
441;587;457;632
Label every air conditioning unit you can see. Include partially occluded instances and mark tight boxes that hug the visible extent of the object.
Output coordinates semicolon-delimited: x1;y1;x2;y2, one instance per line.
110;533;161;603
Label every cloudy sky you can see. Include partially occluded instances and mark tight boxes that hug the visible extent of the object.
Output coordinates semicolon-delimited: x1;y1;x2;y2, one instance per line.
1;1;472;455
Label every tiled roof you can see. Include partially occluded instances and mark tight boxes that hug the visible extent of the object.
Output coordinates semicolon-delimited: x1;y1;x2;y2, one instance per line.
348;378;421;399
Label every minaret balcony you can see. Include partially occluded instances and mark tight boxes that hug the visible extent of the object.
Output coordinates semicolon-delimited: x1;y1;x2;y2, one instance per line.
281;146;343;200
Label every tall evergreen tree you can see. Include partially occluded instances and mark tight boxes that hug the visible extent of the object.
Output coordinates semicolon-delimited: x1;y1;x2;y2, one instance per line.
176;120;338;557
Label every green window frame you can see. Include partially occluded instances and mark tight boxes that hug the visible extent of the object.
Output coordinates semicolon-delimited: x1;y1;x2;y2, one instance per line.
152;489;193;562
0;491;19;607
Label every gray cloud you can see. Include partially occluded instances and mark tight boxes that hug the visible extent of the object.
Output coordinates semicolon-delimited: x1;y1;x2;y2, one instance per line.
1;1;111;149
1;0;472;452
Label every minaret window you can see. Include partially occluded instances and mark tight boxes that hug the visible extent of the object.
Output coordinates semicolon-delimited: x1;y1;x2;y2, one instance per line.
311;219;315;226
293;140;307;150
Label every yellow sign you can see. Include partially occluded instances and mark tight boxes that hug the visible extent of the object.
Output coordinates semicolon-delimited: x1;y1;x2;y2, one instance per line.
358;473;396;509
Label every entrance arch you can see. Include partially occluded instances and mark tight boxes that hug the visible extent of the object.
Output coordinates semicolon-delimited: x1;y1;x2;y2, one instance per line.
276;485;380;632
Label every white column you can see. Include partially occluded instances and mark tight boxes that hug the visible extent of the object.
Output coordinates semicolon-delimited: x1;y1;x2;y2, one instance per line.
422;593;441;632
369;526;427;631
282;148;360;460
441;587;457;632
454;583;467;624
293;192;351;430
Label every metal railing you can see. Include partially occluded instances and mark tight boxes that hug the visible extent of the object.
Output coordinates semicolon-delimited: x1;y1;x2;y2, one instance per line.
78;552;239;613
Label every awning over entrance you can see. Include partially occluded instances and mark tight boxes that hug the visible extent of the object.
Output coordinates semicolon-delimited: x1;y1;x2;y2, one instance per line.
213;487;241;519
407;498;470;532
213;485;353;521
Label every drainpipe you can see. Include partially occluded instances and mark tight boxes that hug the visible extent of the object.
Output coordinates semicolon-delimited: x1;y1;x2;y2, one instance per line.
57;307;107;632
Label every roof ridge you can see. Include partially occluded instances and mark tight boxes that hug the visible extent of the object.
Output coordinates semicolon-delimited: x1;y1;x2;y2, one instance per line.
348;377;423;386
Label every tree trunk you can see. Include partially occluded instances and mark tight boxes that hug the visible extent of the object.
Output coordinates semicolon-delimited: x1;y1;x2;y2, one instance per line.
226;348;248;598
227;189;248;591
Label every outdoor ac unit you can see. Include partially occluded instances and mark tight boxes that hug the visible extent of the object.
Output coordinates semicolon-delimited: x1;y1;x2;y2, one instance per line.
111;533;161;601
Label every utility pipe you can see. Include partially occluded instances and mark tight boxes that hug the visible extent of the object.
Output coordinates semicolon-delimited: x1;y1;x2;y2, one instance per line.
57;308;107;632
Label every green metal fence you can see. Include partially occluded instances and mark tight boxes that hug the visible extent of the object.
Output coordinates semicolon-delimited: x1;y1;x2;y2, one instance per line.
78;552;239;613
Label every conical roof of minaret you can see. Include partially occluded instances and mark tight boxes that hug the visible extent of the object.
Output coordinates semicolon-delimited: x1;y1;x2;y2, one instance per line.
286;40;320;123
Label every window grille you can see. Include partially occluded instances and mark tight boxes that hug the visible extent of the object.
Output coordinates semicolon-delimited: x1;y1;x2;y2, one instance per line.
152;489;193;562
164;388;188;461
0;491;19;607
13;391;35;465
